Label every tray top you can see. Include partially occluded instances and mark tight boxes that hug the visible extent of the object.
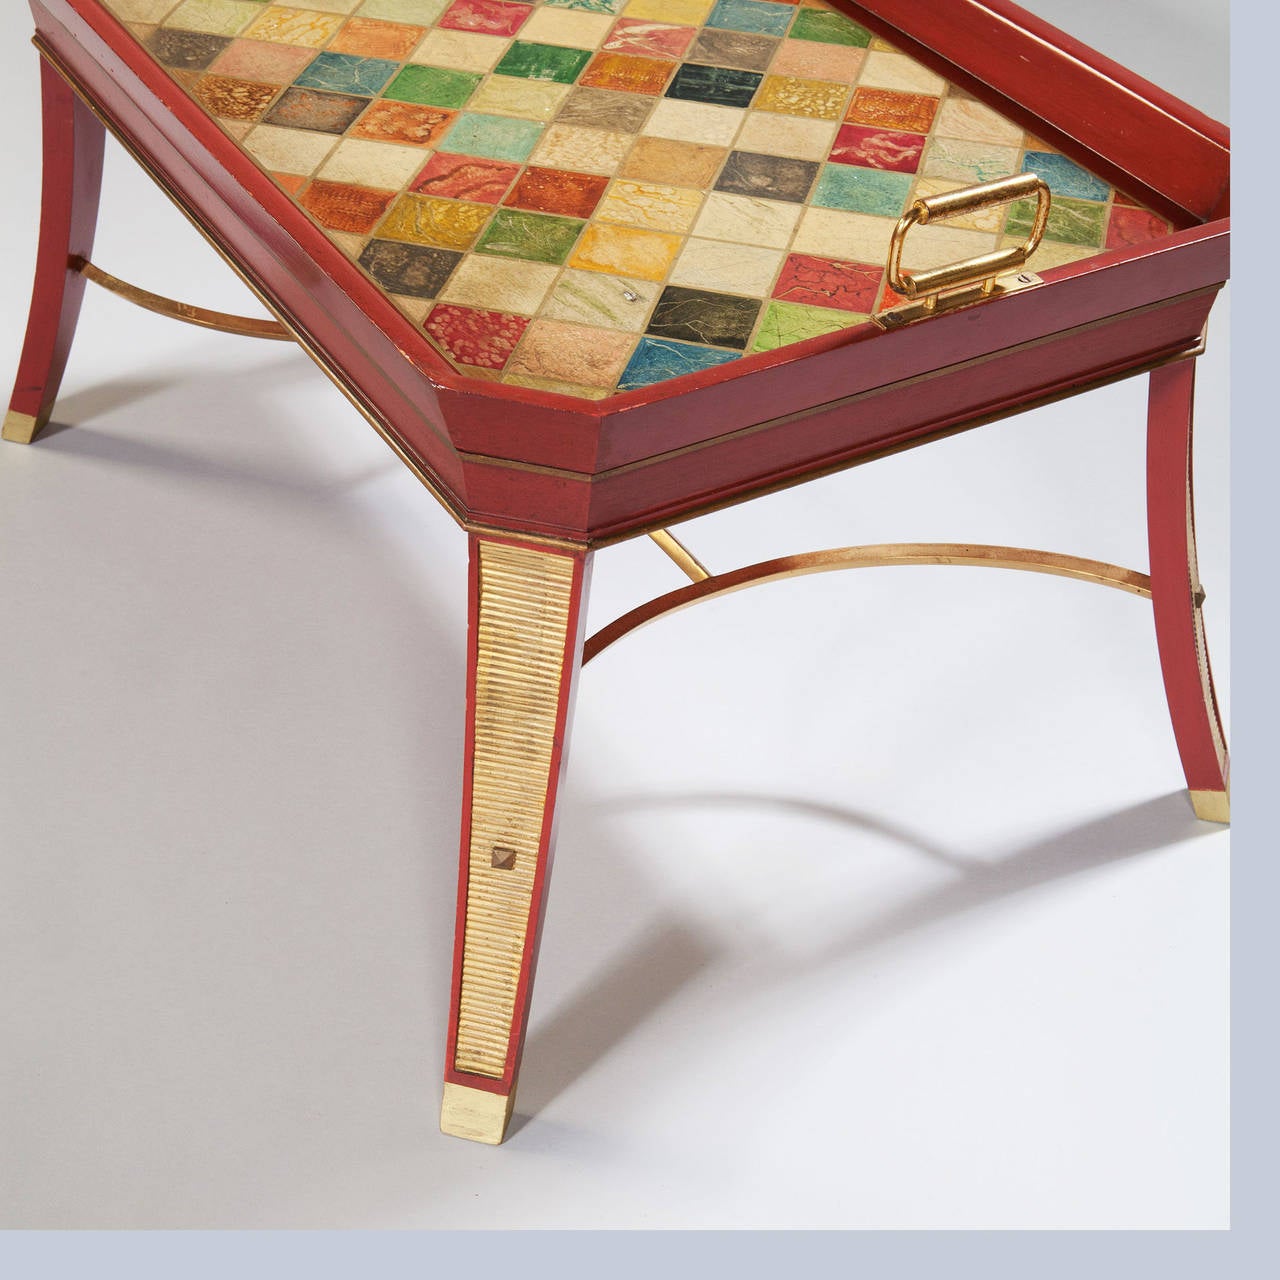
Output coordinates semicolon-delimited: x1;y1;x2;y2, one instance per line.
100;0;1175;401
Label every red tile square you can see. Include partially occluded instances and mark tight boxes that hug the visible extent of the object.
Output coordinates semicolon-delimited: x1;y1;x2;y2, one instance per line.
410;153;522;203
1105;204;1173;250
772;254;882;313
603;18;697;60
299;180;397;234
425;304;531;369
829;123;925;173
352;101;457;147
579;52;676;96
438;0;531;38
504;167;609;219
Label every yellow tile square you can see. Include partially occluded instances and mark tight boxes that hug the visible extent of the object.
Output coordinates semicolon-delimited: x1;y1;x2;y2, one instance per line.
243;6;346;48
570;224;683;282
379;194;492;251
755;76;850;121
594;182;704;233
623;0;715;25
469;76;572;122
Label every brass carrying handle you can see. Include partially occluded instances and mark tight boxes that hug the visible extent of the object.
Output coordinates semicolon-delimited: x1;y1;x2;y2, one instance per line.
885;173;1052;306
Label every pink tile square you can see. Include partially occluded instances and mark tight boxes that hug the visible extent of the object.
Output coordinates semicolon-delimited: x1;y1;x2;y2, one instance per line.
603;18;698;60
438;0;532;39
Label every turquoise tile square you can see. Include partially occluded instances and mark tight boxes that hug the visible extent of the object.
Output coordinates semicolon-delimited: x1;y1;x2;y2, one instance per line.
295;53;399;98
707;0;795;38
544;0;627;11
1022;151;1111;202
812;164;912;216
619;337;739;390
439;113;545;163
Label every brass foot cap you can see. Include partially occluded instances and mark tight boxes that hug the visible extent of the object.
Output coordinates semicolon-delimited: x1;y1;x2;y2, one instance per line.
1190;788;1230;825
2;410;41;444
441;1082;515;1145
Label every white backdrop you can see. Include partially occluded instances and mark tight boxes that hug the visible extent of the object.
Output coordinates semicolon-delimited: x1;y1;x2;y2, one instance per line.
0;1;1229;1228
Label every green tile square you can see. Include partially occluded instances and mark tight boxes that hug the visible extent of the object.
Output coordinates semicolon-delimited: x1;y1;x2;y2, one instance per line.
813;164;911;216
439;113;544;162
751;299;863;352
1007;195;1106;247
476;208;585;264
789;9;872;47
494;41;593;86
384;64;481;110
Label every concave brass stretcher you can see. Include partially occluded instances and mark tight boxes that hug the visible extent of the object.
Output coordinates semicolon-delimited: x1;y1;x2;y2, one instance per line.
6;0;1230;1153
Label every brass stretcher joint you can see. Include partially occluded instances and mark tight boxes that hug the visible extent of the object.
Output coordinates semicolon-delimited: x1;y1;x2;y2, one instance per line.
588;542;1152;664
74;257;294;341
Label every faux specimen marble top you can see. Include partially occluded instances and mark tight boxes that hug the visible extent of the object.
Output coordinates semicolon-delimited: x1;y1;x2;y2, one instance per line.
99;0;1176;400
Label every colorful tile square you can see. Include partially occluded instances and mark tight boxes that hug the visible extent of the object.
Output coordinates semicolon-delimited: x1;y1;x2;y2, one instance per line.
412;152;522;201
750;298;863;352
300;178;398;233
440;112;545;161
619;336;737;389
845;87;938;135
380;193;495;249
1007;194;1106;247
147;29;233;70
829;123;925;173
352;100;457;144
1105;205;1172;250
570;223;682;280
755;74;848;120
666;63;762;109
686;28;778;72
580;51;676;94
604;18;697;59
476;207;585;262
494;40;594;83
439;0;532;38
715;149;818;203
813;163;912;216
557;86;656;130
706;0;793;39
506;319;637;387
359;239;462;297
263;86;371;133
788;8;870;47
331;17;429;60
193;74;283;121
506;166;610;217
424;304;531;369
772;252;881;312
294;52;400;96
1023;151;1112;202
384;63;482;107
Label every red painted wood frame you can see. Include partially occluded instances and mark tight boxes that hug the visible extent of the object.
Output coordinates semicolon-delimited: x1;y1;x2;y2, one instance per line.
21;0;1229;547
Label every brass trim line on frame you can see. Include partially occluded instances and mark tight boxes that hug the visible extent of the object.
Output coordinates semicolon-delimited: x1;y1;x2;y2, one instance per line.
583;543;1153;664
75;257;293;341
648;529;711;582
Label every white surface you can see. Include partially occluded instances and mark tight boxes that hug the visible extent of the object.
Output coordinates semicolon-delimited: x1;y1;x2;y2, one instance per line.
0;2;1228;1229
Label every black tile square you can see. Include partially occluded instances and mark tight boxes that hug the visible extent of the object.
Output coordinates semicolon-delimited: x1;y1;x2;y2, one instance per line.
359;240;461;299
146;29;232;71
715;150;821;203
665;64;763;110
646;286;761;350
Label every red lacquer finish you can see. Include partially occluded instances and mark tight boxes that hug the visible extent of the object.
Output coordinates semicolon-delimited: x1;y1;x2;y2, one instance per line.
1146;361;1229;798
5;57;104;438
444;536;592;1099
22;0;1231;547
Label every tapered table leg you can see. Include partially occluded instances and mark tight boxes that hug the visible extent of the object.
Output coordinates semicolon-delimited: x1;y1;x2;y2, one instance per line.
4;57;105;445
441;535;592;1144
1147;359;1230;822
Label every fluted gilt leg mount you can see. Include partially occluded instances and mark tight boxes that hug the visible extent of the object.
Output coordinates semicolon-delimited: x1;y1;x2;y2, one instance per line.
441;536;591;1145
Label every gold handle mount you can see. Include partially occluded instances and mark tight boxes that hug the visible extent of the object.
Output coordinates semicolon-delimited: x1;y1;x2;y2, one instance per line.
874;173;1051;330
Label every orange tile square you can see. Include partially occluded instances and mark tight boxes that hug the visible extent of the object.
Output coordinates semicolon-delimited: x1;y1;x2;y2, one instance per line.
620;137;727;188
299;180;397;234
352;101;457;147
579;51;676;96
569;224;682;282
330;17;427;61
845;87;939;134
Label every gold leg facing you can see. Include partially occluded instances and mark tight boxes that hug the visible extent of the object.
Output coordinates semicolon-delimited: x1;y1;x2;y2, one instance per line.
1190;788;1230;825
2;410;42;445
441;1083;516;1145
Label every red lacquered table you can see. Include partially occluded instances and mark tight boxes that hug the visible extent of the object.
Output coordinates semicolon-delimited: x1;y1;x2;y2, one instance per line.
5;0;1229;1144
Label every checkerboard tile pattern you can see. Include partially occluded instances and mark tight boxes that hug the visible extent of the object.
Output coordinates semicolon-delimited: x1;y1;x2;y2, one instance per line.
105;0;1176;399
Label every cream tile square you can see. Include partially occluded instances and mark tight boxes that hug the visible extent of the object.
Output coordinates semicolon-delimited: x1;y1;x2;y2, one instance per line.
859;51;946;96
594;181;704;233
243;123;338;174
641;98;745;148
1006;234;1099;271
542;270;661;331
219;119;254;141
922;138;1023;186
506;319;636;389
469;77;572;123
438;256;560;314
735;112;838;163
691;192;802;249
391;295;434;324
357;0;446;20
243;5;346;47
327;230;368;259
318;138;428;189
530;125;633;175
166;0;263;36
933;96;1025;147
519;9;614;50
501;374;613;400
410;30;510;74
108;0;183;20
901;223;997;271
793;207;896;263
669;238;783;296
293;0;362;12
